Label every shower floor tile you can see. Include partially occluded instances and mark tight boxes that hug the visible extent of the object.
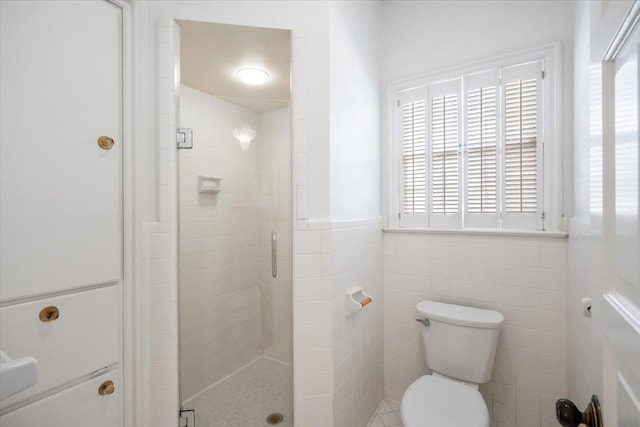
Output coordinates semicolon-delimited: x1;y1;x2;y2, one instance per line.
369;400;403;427
184;357;292;427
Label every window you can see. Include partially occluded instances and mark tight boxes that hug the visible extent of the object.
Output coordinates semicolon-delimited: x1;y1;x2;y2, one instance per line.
394;51;555;231
402;96;426;214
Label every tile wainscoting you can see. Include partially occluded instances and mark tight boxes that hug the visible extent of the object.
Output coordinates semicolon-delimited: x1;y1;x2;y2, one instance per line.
383;230;568;427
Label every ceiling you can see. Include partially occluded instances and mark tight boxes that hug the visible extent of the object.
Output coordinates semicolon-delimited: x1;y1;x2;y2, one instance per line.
178;20;291;113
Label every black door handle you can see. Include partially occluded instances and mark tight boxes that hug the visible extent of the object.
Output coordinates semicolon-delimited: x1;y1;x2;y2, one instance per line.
556;395;603;427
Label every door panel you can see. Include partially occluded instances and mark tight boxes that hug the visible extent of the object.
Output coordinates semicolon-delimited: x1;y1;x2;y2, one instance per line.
613;29;640;292
0;370;121;427
0;286;120;410
0;0;124;422
0;0;122;302
601;5;640;426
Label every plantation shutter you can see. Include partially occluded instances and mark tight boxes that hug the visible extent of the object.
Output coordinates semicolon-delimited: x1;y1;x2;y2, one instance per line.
500;61;543;229
394;59;546;231
399;87;428;227
429;79;462;228
464;71;499;228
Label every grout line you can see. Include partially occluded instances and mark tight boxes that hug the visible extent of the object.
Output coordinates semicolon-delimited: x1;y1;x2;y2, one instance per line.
261;355;291;367
366;399;386;427
182;355;263;405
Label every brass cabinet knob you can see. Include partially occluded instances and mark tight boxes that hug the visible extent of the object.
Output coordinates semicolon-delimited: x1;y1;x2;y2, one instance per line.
98;380;115;396
98;136;115;150
39;306;59;322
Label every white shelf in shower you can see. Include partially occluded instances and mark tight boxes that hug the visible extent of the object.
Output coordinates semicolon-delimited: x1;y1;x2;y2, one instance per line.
198;175;222;193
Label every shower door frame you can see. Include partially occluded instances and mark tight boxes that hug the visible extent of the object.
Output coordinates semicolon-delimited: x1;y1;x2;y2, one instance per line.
166;18;298;424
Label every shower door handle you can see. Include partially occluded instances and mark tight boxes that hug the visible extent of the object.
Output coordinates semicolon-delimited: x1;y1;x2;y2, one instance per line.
271;230;277;278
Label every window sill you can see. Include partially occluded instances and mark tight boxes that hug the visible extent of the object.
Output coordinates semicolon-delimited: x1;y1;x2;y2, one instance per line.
382;227;568;238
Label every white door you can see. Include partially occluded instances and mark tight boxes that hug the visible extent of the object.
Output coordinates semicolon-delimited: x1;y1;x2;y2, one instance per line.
0;0;124;424
600;3;640;426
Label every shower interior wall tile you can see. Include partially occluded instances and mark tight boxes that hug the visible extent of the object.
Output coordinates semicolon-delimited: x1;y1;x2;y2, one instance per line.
178;85;262;402
383;232;568;427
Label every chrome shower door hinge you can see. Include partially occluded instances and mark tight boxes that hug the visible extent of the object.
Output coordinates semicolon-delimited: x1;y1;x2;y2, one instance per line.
176;128;193;149
179;409;195;427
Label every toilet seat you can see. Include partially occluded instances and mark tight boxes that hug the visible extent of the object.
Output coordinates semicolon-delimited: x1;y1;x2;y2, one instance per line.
401;375;489;427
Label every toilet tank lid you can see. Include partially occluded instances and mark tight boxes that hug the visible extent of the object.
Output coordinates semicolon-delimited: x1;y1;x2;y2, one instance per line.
416;301;504;329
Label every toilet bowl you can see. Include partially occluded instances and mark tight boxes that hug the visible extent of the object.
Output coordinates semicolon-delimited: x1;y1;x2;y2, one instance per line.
402;375;489;427
401;301;503;427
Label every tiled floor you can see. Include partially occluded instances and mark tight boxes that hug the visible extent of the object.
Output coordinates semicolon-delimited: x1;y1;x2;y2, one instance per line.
369;400;403;427
184;357;292;427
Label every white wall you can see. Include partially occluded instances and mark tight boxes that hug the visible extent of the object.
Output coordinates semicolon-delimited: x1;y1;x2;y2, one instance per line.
381;1;574;81
146;0;330;221
380;0;576;221
379;4;576;426
572;1;591;222
328;3;385;426
384;232;567;426
329;1;381;219
143;2;588;427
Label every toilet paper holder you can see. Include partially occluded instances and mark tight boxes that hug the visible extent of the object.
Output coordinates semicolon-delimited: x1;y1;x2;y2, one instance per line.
346;287;372;317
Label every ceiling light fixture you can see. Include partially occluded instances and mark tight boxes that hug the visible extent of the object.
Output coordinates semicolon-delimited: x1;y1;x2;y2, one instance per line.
233;126;257;151
237;68;269;86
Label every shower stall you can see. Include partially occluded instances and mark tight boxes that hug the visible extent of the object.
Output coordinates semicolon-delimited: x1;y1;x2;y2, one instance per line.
176;21;292;427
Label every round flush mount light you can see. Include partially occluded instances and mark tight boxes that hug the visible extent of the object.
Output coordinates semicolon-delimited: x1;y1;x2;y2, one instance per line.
237;68;269;86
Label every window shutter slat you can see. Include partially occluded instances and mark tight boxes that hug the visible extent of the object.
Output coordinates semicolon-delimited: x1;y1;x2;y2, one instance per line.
431;94;459;214
504;78;538;214
466;85;497;214
402;99;426;214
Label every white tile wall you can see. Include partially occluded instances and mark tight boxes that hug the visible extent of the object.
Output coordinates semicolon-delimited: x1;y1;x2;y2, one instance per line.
332;219;384;427
178;86;263;401
294;221;334;426
141;19;181;427
148;17;570;427
383;231;568;427
294;218;384;427
566;220;599;409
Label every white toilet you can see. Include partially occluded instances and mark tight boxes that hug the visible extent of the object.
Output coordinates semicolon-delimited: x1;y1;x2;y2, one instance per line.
401;300;504;427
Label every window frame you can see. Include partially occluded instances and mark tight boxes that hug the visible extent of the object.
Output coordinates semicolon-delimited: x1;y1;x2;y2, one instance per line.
387;43;563;232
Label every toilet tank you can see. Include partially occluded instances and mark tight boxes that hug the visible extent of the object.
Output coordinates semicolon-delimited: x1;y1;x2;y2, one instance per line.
417;301;504;384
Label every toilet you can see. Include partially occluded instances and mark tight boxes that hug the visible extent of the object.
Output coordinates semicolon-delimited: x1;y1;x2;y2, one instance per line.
401;301;504;427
